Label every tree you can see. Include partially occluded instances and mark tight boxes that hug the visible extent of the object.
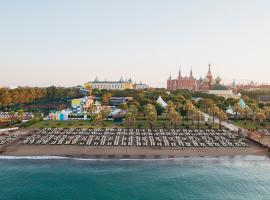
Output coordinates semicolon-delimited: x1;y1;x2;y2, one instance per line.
0;89;12;107
254;109;266;130
209;104;220;124
118;103;128;110
154;102;165;116
184;101;195;123
170;110;182;129
198;98;214;113
125;105;138;128
217;110;228;129
93;112;103;126
166;101;175;117
263;106;270;121
101;107;111;120
248;102;258;122
194;109;205;128
145;104;157;129
243;107;252;126
101;93;112;106
127;100;140;110
189;107;197;126
233;104;243;121
166;101;182;128
18;109;25;120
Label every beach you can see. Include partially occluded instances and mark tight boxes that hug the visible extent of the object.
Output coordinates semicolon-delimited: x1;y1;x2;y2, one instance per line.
0;128;269;159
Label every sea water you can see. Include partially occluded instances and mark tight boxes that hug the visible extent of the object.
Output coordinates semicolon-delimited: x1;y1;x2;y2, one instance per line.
0;156;270;200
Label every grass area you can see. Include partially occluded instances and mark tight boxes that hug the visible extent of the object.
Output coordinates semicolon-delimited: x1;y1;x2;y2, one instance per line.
232;120;270;130
29;119;220;129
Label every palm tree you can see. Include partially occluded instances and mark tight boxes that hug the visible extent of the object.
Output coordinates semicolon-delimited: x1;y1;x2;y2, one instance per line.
170;110;182;129
145;104;157;129
166;101;175;126
189;107;196;126
209;105;219;124
254;109;266;130
184;101;195;124
233;104;243;121
217;110;228;129
263;106;270;121
125;105;138;128
248;103;258;122
93;113;103;126
194;109;205;128
243;107;252;126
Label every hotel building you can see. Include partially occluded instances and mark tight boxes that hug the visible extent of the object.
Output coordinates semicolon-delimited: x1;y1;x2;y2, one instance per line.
88;77;148;90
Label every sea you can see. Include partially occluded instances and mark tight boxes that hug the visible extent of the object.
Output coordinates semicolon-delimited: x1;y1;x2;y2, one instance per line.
0;156;270;200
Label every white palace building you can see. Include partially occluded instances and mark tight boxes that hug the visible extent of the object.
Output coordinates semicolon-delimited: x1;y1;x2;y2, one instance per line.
87;77;149;90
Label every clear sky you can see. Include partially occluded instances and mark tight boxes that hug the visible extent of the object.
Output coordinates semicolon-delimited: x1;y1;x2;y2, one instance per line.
0;0;270;88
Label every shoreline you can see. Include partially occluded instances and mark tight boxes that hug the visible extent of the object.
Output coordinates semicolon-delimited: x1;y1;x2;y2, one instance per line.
0;154;269;161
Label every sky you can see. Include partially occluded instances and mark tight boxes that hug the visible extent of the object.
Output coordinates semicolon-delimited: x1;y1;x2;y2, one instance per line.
0;0;270;88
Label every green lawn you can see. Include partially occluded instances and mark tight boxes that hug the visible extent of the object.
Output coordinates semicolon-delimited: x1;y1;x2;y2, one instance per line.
29;119;220;129
232;120;270;130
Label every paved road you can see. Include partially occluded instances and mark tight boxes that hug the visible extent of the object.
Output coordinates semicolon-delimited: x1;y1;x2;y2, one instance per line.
203;113;244;132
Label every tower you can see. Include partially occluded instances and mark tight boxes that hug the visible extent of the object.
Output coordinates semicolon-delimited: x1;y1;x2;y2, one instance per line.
207;64;213;81
178;66;182;79
189;66;193;79
167;74;172;90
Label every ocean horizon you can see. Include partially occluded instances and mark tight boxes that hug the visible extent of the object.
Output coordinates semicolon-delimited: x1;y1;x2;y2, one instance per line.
0;156;270;200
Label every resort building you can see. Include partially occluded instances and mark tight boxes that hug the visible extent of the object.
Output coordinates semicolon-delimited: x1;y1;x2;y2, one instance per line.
167;64;222;91
87;77;148;90
207;90;240;99
109;97;133;106
88;77;133;90
236;81;270;91
134;83;149;89
258;95;270;103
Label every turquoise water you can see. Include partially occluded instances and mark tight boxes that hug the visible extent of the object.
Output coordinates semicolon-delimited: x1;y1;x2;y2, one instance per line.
0;156;270;200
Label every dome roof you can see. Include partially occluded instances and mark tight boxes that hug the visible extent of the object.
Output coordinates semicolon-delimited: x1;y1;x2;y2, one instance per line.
215;76;221;82
210;79;216;85
203;77;210;83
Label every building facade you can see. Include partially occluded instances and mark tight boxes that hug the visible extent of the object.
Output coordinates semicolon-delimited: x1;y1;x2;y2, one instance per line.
88;77;133;90
134;83;149;89
167;64;221;91
88;77;149;90
208;90;240;99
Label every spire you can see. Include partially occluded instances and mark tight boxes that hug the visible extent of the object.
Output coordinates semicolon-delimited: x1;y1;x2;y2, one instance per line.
207;64;212;77
169;74;172;80
119;76;124;82
94;76;98;82
178;66;182;78
189;66;193;79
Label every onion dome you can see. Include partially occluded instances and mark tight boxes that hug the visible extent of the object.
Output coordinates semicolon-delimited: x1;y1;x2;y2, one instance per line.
210;79;216;85
215;76;221;82
215;76;221;85
203;77;210;83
